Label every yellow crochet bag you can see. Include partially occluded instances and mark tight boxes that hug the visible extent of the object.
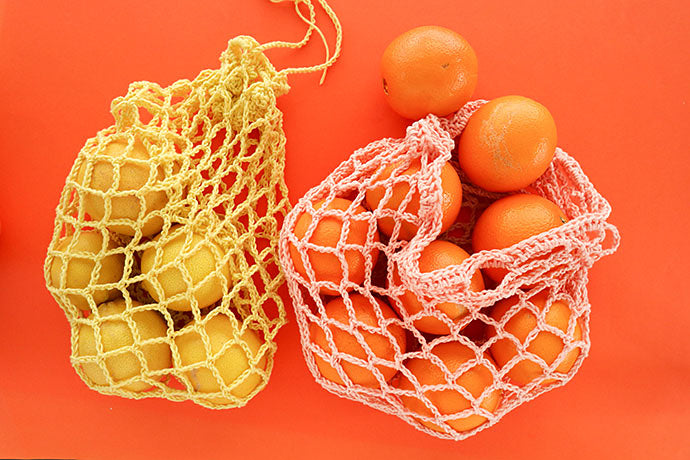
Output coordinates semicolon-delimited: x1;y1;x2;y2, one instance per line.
43;0;341;408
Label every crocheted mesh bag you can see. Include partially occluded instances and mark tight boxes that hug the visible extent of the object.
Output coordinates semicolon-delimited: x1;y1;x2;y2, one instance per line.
44;0;341;408
279;100;620;439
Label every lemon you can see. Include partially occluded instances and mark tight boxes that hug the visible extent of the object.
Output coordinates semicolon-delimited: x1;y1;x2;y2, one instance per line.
140;225;231;311
77;299;172;392
77;139;171;237
49;230;124;310
174;314;267;404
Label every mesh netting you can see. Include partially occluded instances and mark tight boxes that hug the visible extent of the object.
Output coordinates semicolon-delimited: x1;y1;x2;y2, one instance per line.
44;0;343;409
279;100;620;439
44;34;303;408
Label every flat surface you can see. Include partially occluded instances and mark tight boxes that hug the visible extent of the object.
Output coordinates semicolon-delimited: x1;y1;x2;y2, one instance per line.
1;0;689;459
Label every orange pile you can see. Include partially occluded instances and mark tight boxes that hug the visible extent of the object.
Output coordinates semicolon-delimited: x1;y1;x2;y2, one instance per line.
285;25;586;436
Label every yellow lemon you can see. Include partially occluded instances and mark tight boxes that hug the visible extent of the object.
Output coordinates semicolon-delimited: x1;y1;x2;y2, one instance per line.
77;299;172;392
174;314;267;404
140;225;231;311
49;230;124;310
77;139;172;237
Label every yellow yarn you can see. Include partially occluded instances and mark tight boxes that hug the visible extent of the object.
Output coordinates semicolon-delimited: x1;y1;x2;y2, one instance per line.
44;0;341;408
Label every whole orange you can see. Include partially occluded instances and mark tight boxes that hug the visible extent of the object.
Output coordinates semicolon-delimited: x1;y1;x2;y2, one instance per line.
309;294;407;388
472;193;567;283
488;292;583;386
458;95;557;192
396;341;502;433
289;198;379;295
365;160;462;240
381;26;478;119
389;240;484;335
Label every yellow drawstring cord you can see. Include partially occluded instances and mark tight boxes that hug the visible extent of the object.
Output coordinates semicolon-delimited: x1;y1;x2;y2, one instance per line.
259;0;343;84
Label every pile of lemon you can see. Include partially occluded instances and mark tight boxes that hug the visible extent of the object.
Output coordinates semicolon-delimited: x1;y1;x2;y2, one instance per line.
46;137;269;406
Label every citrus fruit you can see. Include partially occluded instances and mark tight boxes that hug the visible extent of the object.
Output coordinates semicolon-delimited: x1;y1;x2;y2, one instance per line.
488;292;583;386
457;95;557;192
381;26;478;119
289;198;379;295
174;314;267;404
77;299;172;392
389;240;484;335
472;193;567;283
365;160;462;240
48;230;125;310
309;294;406;388
140;224;231;311
397;341;502;433
77;138;174;237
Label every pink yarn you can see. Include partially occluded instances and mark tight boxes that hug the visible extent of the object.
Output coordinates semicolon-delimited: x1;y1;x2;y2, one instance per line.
278;100;620;440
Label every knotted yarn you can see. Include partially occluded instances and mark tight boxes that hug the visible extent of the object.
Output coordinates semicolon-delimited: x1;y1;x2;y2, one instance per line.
279;100;620;439
44;0;342;408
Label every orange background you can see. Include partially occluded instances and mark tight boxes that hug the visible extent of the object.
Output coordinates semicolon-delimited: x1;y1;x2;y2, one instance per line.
1;1;689;458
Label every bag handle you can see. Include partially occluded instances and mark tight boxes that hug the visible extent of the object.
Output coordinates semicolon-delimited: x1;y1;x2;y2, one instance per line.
261;0;343;84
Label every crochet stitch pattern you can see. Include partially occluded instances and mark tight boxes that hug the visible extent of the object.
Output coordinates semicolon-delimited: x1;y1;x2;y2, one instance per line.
44;0;342;408
279;100;620;439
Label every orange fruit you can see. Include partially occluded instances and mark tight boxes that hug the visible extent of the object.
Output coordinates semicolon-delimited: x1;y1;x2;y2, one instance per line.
289;198;379;295
389;240;484;335
488;292;583;386
309;294;406;387
397;341;502;433
365;160;462;240
457;95;557;192
472;193;567;283
381;26;478;119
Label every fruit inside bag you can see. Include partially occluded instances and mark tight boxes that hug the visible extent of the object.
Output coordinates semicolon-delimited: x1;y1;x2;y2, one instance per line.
279;100;620;439
44;0;342;408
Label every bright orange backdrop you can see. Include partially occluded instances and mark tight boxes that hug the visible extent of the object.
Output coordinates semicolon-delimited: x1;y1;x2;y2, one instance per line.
1;1;689;459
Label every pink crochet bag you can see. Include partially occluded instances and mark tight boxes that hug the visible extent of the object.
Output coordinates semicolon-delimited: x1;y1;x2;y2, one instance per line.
278;100;620;440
